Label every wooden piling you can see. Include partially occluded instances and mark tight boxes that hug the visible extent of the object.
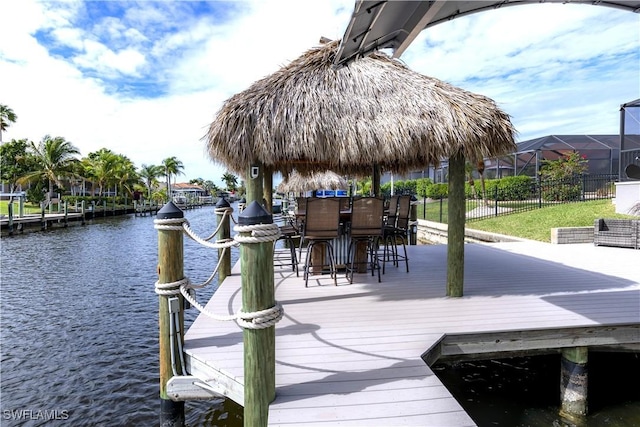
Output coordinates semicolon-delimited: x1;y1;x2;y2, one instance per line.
216;198;232;283
81;201;86;225
560;346;588;424
156;202;186;426
40;203;46;230
238;201;276;427
63;201;68;227
8;203;14;235
447;151;465;297
242;162;275;426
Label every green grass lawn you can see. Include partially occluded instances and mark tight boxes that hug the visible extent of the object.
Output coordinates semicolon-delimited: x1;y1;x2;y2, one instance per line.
466;199;635;242
0;200;43;215
416;198;636;242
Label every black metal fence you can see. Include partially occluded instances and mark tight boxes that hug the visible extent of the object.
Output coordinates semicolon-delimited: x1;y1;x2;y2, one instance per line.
420;174;618;223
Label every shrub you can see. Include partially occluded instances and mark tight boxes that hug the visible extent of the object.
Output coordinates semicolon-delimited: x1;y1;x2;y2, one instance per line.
496;176;535;201
427;183;448;199
416;178;433;197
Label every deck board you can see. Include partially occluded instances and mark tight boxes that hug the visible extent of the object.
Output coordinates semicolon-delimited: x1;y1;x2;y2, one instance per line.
184;241;640;426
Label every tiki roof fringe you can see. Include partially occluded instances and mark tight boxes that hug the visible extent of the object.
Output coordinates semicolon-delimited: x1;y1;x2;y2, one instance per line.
277;170;348;193
205;40;517;177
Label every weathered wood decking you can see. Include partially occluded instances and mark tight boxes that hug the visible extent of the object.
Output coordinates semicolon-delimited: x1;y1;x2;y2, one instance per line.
184;241;640;426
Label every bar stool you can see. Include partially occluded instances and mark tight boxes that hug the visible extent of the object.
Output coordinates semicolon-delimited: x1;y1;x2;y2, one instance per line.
382;194;411;273
301;198;341;287
345;197;385;283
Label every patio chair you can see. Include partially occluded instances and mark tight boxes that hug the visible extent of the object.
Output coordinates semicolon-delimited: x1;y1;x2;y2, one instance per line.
382;194;411;273
301;197;341;287
345;197;385;283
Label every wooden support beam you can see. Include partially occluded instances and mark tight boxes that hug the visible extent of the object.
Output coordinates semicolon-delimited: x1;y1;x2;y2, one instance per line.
447;151;465;297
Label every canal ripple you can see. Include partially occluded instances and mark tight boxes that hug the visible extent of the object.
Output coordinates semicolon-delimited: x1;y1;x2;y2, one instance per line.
1;206;239;426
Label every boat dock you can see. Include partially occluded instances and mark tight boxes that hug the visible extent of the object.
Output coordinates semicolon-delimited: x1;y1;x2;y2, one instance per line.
183;241;640;426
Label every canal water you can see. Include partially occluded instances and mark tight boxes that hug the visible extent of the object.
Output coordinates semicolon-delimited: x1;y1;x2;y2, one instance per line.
1;206;242;426
1;205;638;426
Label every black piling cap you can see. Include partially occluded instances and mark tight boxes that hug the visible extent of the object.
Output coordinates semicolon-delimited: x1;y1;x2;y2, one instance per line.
238;200;272;225
157;201;184;219
215;197;231;208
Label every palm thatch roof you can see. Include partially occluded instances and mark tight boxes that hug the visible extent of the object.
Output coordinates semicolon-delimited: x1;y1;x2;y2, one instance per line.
205;40;516;177
277;170;348;193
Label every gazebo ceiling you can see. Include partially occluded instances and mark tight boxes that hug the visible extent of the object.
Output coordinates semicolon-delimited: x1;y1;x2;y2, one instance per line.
335;0;640;67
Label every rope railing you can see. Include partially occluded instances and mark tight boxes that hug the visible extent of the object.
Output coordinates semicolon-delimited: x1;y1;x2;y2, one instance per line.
154;216;283;329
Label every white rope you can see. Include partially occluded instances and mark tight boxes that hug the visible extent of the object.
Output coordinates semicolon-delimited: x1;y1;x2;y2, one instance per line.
154;219;284;329
237;302;284;329
183;221;239;249
155;277;188;296
234;223;281;244
154;217;239;250
199;207;234;241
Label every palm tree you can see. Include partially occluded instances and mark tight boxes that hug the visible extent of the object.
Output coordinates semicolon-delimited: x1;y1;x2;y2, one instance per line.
465;159;488;205
18;135;80;206
221;172;238;192
112;154;139;200
162;156;185;200
0;104;17;143
82;148;120;197
139;164;165;199
0;138;31;195
202;180;219;196
476;159;487;205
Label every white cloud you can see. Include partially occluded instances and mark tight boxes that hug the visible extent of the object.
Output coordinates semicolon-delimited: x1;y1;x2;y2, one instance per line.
1;0;638;188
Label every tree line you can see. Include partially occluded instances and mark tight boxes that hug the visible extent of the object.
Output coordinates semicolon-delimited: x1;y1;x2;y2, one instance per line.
0;104;241;205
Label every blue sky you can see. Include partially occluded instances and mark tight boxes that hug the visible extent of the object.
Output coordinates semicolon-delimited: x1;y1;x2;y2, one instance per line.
1;1;638;186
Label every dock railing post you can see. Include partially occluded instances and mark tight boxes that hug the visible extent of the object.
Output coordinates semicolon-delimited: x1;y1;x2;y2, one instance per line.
8;203;14;235
40;202;46;230
156;201;185;426
215;197;232;283
238;201;276;427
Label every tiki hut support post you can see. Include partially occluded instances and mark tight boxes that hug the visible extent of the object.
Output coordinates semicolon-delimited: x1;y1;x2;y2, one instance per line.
238;202;277;427
263;168;273;213
447;151;465;297
372;164;381;197
246;162;264;206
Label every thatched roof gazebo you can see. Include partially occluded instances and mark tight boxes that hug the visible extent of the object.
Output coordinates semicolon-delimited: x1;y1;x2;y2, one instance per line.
206;40;516;179
205;39;517;297
277;170;348;194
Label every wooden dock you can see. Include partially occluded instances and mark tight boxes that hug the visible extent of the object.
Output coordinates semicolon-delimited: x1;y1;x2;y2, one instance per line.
0;212;85;233
183;241;640;426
